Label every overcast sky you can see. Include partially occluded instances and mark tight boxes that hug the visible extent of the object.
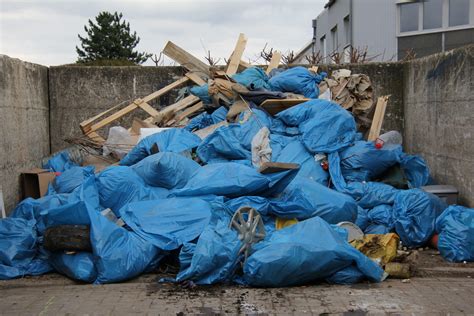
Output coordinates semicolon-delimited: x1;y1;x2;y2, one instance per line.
0;0;325;66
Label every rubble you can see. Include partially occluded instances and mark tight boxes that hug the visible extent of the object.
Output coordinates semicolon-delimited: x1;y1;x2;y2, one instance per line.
0;33;473;287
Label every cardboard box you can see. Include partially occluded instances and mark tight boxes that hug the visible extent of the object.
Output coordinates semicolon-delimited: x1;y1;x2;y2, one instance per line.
21;168;56;199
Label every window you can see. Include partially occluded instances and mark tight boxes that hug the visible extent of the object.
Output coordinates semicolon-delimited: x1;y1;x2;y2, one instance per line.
400;2;419;32
344;15;350;45
331;26;338;52
320;35;327;59
423;0;443;29
449;0;470;26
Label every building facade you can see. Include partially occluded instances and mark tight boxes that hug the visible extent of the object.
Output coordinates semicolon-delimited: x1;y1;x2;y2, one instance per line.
293;0;474;63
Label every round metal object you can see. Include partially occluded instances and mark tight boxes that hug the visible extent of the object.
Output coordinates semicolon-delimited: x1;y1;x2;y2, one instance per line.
337;221;364;242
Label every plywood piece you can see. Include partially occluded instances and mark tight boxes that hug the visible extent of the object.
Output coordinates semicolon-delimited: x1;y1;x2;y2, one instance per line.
194;121;228;139
163;41;210;77
260;98;310;116
258;162;300;174
265;51;281;74
226;33;248;75
367;95;390;141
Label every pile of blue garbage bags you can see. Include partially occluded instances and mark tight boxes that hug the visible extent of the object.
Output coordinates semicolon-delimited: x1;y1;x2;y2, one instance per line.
1;67;473;286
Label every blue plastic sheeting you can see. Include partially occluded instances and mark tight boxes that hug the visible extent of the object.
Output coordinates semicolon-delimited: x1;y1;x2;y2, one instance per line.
268;67;326;98
190;84;212;104
43;150;78;172
197;125;251;163
50;252;97;283
119;198;212;251
120;128;202;166
436;205;474;262
364;224;391;235
276;100;356;153
367;204;394;231
87;207;164;284
0;218;37;279
400;154;430;188
232;67;271;90
131;152;200;189
339;142;403;182
355;207;369;231
346;182;399;209
51;166;95;194
242;216;384;287
272;139;329;185
269;177;357;223
173;163;270;198
393;189;447;248
96;166;169;215
326;266;365;285
39;200;92;232
175;209;241;284
238;109;273;150
185;106;228;132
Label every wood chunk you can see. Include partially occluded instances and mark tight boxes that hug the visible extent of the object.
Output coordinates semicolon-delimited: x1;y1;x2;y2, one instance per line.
367;95;390;141
172;102;204;124
130;118;156;135
163;41;210;77
266;51;281;74
258;162;300;174
226;33;248;75
260;98;310;116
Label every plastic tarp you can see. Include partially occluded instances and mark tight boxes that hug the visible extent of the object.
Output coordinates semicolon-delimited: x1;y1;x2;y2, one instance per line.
120;128;201;166
43;150;77;172
232;67;271;90
189;84;212;104
367;204;394;232
50;166;95;194
119;198;212;251
399;153;430;188
131;152;200;189
268;66;326;98
241;216;384;287
392;189;447;248
269;177;357;223
185;106;228;131
276;100;356;153
436;205;474;262
50;252;97;283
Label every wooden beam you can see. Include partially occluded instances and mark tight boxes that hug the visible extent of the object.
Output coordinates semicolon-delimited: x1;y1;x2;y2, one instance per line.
163;41;210;77
185;72;207;86
154;95;200;125
134;99;160;117
266;51;281;74
172;102;204;124
226;33;247;75
367;95;390;141
259;162;300;174
142;76;189;102
260;98;310;116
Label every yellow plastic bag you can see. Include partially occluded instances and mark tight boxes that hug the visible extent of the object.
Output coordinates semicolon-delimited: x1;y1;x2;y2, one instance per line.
275;218;298;230
350;233;399;265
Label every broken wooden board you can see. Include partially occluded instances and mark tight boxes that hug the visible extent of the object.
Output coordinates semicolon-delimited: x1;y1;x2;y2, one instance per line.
260;98;310;116
163;41;210;78
154;95;201;125
130;118;156;135
367;95;390;141
226;33;247;75
194;121;228;139
166;101;204;127
258;162;300;174
266;51;281;74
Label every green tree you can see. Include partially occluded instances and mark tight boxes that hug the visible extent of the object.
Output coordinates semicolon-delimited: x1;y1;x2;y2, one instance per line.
76;11;151;64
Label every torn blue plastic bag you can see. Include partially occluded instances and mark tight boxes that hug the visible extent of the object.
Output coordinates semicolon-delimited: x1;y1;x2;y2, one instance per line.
268;66;326;98
393;189;447;248
185;106;228;131
232;67;271;90
120;128;201;166
43;150;78;172
241;216;384;287
119;198;212;251
50;166;95;194
131;152;200;189
276;100;356;153
436;205;474;262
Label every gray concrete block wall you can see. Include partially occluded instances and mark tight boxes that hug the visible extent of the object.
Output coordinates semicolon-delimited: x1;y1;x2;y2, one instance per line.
48;66;185;152
403;45;474;207
0;55;50;214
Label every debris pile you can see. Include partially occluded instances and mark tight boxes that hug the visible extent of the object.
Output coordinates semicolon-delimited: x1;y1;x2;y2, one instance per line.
1;34;473;286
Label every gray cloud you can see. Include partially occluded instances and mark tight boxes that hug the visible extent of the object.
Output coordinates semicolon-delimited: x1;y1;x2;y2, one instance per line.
0;0;325;66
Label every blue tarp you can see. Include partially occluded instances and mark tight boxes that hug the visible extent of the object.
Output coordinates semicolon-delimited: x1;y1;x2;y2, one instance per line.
50;166;95;194
185;106;228;131
50;252;97;283
43;150;78;172
436;205;474;262
268;66;326;98
232;67;271;90
189;84;212;104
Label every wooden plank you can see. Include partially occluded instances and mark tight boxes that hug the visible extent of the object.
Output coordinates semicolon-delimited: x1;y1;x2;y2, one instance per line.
142;76;189;102
130;118;156;135
193;121;228;139
260;98;310;116
226;33;248;75
265;51;281;74
134;99;160;117
258;162;300;174
172;102;203;124
163;41;210;77
367;95;390;141
185;72;207;86
154;95;200;125
80;102;125;132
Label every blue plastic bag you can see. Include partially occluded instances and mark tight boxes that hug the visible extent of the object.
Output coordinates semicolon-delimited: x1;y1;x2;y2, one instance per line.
197;125;251;163
185;106;228;132
269;66;326;98
120;128;201;166
50;252;97;283
119;198;212;251
276;100;356;153
173;163;270;198
367;204;394;230
355;207;370;231
400;153;430;188
436;205;474;262
43;150;78;172
232;67;271;90
190;84;212;104
393;189;447;247
131;152;200;189
242;216;384;287
51;166;95;194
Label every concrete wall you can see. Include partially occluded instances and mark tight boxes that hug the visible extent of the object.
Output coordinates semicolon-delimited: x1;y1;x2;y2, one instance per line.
49;66;185;152
0;55;50;213
404;45;474;207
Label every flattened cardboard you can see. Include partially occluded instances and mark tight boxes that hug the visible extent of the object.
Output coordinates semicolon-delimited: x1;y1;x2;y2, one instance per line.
21;168;56;199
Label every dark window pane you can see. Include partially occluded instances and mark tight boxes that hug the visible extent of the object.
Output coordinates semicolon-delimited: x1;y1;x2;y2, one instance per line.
423;0;443;29
400;3;419;32
449;0;470;26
